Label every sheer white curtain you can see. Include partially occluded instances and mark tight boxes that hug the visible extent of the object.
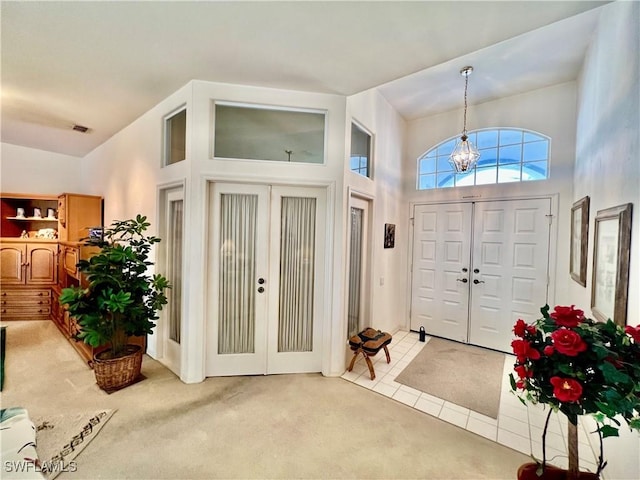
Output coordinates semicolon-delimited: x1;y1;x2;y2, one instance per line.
278;197;316;352
168;199;183;343
219;194;257;354
348;207;363;338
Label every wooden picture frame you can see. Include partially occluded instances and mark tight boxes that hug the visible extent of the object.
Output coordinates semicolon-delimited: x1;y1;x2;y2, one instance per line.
591;203;632;326
384;223;395;249
569;196;589;286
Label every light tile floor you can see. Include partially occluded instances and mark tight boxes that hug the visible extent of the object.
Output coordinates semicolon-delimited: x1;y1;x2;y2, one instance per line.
341;330;601;474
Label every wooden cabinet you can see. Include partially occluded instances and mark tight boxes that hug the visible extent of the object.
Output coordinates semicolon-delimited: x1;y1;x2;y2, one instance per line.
1;288;52;321
0;191;102;327
55;241;102;364
0;243;24;284
57;193;102;242
0;240;57;321
0;241;58;286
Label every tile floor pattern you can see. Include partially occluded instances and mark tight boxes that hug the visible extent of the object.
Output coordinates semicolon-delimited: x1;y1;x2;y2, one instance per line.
342;330;601;474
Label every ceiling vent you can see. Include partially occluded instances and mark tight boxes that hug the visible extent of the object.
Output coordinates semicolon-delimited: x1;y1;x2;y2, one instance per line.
72;124;90;133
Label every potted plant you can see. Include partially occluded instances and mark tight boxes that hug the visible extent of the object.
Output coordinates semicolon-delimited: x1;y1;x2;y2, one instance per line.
509;305;640;479
59;215;170;392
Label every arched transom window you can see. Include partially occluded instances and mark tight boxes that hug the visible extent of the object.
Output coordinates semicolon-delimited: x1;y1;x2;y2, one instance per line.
417;128;550;190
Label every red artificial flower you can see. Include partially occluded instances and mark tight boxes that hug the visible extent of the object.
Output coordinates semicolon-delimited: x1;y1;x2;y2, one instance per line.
550;305;584;328
511;339;541;362
516;380;526;390
513;319;528;338
551;329;587;356
543;345;555;356
550;376;583;403
625;325;640;343
513;319;538;338
514;364;533;378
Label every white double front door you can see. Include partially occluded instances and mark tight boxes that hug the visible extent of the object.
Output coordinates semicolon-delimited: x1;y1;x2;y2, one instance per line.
206;183;326;376
410;198;551;352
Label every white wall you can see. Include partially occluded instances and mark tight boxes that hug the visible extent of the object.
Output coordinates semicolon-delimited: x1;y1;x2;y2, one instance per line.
572;2;640;479
1;143;85;194
404;81;578;307
346;88;407;338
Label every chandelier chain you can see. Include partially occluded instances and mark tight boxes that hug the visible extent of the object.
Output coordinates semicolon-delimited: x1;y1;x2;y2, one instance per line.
462;72;469;137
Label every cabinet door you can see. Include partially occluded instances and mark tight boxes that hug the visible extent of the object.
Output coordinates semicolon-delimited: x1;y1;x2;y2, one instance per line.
0;244;25;284
26;244;57;284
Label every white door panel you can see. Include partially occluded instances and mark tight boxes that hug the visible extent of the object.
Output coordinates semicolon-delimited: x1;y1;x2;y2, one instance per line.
411;198;551;353
267;186;325;374
411;203;472;343
469;198;551;352
207;183;270;376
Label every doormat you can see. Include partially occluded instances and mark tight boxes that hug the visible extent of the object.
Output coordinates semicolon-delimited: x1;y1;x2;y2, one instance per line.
33;409;115;479
395;337;505;418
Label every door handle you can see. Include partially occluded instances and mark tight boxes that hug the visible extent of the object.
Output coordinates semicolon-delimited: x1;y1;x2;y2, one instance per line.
473;279;485;284
456;278;468;283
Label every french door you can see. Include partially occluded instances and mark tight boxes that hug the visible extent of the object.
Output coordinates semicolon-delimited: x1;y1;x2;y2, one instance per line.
410;198;551;352
206;183;326;376
347;197;371;339
161;187;184;374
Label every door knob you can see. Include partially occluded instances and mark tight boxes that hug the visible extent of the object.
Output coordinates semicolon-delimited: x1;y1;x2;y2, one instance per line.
257;278;265;285
456;278;468;283
257;286;265;293
473;268;480;274
473;279;485;284
461;267;468;273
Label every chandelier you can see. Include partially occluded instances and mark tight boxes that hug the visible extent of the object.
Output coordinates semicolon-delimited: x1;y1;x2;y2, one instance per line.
449;66;480;172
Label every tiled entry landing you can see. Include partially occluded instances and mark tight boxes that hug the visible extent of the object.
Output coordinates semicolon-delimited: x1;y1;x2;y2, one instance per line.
341;330;600;474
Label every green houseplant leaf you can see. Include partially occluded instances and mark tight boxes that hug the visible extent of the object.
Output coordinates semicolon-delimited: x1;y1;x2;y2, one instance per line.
59;215;170;359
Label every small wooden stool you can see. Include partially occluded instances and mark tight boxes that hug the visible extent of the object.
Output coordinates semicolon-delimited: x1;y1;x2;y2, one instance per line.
347;328;392;380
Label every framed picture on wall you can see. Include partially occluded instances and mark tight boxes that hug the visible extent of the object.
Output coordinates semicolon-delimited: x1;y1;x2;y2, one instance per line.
591;203;632;326
384;223;395;249
570;196;589;286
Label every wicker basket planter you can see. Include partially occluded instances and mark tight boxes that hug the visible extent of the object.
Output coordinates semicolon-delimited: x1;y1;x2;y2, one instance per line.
93;345;143;392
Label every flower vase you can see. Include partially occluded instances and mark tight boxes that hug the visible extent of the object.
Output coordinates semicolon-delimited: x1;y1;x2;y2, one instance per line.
517;419;599;480
516;463;599;480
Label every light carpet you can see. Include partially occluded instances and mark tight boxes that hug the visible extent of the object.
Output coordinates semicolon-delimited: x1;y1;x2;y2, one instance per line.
395;337;505;418
33;410;115;479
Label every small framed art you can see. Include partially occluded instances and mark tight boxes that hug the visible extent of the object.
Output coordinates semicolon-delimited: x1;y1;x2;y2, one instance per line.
384;223;395;249
570;196;589;286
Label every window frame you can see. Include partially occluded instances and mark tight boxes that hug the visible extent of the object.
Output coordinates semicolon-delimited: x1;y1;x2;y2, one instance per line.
349;120;374;179
417;128;550;190
211;100;328;165
162;106;187;167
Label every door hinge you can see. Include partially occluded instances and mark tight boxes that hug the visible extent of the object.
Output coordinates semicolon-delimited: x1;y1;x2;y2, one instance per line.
545;214;553;225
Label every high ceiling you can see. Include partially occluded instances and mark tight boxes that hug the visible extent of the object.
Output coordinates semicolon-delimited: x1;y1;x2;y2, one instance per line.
1;1;609;158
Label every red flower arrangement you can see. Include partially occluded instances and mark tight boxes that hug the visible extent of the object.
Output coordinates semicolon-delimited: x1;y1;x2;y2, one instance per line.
509;305;640;476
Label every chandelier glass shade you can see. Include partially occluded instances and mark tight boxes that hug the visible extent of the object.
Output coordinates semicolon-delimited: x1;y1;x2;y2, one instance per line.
449;66;480;173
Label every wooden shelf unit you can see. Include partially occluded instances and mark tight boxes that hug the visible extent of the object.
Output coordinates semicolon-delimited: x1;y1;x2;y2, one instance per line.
1;191;104;363
1;193;58;238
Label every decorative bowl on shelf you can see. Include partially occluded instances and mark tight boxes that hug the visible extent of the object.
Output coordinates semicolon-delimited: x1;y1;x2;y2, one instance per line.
35;228;57;239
